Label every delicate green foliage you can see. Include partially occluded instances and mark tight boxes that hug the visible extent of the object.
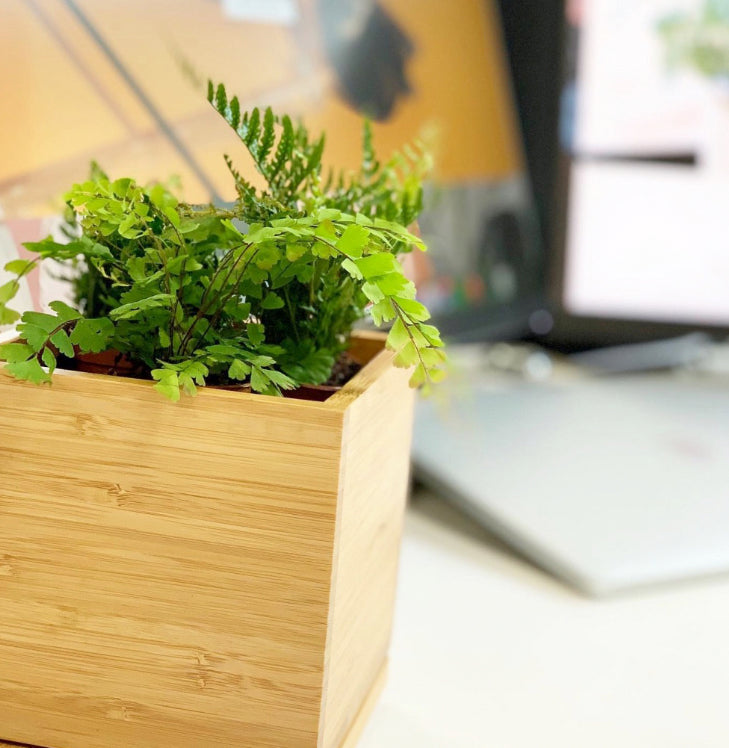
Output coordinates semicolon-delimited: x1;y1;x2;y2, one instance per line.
5;357;52;385
0;281;19;305
0;80;445;397
69;318;115;353
0;342;34;363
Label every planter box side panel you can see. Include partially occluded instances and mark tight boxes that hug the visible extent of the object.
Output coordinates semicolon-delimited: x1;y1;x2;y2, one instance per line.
320;364;415;748
0;370;344;748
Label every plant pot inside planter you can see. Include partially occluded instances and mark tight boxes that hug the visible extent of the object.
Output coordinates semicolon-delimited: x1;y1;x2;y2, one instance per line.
0;330;415;748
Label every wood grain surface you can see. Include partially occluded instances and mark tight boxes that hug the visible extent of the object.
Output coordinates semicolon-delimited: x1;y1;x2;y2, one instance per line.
0;333;413;747
321;354;415;748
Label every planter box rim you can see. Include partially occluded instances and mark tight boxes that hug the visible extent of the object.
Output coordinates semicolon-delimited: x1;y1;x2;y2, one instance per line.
0;330;393;414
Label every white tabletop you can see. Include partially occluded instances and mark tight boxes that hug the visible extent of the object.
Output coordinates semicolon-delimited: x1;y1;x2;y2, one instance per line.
359;490;729;748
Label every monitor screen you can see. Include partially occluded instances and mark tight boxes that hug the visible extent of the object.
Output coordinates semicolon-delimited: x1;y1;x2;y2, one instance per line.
560;0;729;330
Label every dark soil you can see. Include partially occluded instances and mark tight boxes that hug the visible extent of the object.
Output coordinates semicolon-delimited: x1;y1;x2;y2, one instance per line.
326;351;362;386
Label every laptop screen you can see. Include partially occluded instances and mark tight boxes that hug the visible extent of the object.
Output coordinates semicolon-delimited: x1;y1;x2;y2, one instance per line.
561;0;729;329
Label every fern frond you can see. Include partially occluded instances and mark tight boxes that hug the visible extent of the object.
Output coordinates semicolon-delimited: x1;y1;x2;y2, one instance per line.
305;134;325;176
229;96;241;130
270;115;295;183
215;82;227;118
244;108;261;153
258;107;276;165
361;120;379;180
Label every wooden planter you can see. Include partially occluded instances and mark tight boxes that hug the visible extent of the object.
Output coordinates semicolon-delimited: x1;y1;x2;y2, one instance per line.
0;332;414;748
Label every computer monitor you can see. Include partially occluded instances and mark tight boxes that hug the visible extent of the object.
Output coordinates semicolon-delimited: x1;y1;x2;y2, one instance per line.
549;0;729;346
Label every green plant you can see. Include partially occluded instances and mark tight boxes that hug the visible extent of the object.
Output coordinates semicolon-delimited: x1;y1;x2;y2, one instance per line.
0;81;445;401
658;0;729;79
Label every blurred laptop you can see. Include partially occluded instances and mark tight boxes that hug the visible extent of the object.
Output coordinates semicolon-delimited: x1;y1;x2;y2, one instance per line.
412;0;729;595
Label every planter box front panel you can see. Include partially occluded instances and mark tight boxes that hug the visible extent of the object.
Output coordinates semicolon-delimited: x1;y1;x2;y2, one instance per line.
0;370;344;747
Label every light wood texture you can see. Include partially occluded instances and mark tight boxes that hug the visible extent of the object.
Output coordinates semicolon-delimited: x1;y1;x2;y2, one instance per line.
320;356;415;747
0;333;413;747
338;661;388;748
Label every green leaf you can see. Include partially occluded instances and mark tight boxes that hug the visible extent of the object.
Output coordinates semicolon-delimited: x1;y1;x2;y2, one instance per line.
286;243;307;262
0;306;20;325
393;341;417;368
109;293;174;321
228;359;251;380
4;259;36;276
249;367;269;393
311;241;333;259
261;292;285;310
215;82;227;114
69;317;115;354
0;342;33;363
374;273;414;297
420;347;447;367
18;323;52;351
180;360;208;386
5;357;52;385
266;369;296;390
281;347;334;385
163;206;181;229
118;213;142;239
259;107;276;161
252;243;280;270
341;258;362;280
112;178;133;198
417;323;444;347
387;317;410;350
48;301;81;323
314;219;337;241
247;323;265;346
229;96;241;130
315;208;342;221
370;298;395;326
362;281;385;304
127;257;148;282
20;312;57;333
41;347;57;374
158;328;170;348
393;296;430;322
409;363;427;388
0;280;19;304
50;329;74;358
151;368;180;402
354;253;400;280
336;224;370;257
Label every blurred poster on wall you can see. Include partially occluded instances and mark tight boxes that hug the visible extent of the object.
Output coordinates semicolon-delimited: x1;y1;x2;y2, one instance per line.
1;0;534;317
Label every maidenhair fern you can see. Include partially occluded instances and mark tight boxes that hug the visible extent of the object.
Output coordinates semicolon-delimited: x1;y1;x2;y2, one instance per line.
0;80;445;400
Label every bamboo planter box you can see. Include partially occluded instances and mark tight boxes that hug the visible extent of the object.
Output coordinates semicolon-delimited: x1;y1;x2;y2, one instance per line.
0;331;414;748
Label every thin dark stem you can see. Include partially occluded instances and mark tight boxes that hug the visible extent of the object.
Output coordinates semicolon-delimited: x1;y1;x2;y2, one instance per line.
187;244;264;354
283;285;300;343
34;318;78;364
179;242;256;354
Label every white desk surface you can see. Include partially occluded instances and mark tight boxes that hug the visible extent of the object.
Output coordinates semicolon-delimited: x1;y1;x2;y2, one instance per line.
359;490;729;748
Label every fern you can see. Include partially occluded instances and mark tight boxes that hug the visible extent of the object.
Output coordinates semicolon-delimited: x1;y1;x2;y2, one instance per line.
208;82;326;211
0;81;445;399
